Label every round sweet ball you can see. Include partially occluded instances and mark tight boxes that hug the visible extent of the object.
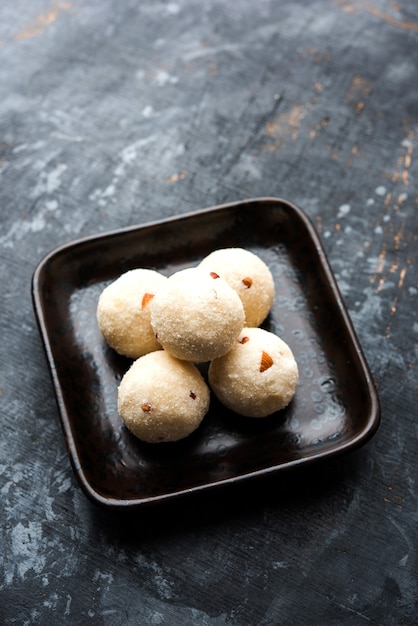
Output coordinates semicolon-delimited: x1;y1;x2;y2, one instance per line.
150;267;245;362
208;327;298;418
118;350;210;443
97;268;167;359
198;247;275;327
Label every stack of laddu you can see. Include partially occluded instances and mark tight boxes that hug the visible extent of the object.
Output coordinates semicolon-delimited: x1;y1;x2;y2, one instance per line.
97;248;299;443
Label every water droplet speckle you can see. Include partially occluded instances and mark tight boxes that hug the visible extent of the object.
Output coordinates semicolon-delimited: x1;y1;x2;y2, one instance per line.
319;375;337;393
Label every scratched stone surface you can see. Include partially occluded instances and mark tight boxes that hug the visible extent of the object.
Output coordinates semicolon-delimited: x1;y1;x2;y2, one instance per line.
0;0;417;624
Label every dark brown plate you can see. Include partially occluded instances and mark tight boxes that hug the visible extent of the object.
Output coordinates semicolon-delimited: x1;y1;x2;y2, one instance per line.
31;198;380;509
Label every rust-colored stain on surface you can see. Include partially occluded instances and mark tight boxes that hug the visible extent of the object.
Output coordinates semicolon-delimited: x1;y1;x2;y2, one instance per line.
265;104;307;139
165;170;187;184
263;104;307;152
345;76;373;113
367;3;418;33
335;0;418;33
391;129;415;187
13;1;72;40
399;143;412;186
384;485;405;509
333;0;357;14
309;117;330;139
368;123;417;339
398;267;407;288
372;235;388;293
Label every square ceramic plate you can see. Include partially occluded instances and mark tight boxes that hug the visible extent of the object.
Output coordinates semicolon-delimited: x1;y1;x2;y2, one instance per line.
32;198;380;509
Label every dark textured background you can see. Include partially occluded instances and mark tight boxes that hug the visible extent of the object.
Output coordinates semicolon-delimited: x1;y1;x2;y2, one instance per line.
1;1;417;624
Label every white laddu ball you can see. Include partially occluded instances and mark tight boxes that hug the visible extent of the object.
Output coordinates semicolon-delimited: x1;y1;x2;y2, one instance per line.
118;350;210;443
208;327;298;418
198;247;275;327
97;268;167;359
150;267;245;362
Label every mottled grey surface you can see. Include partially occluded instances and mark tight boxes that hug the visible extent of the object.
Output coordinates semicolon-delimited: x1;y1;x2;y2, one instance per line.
1;0;417;624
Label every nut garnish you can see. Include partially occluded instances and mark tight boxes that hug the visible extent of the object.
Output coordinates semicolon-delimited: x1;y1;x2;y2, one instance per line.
209;271;220;279
141;403;152;412
242;277;253;288
141;293;154;308
240;336;250;344
260;351;273;372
